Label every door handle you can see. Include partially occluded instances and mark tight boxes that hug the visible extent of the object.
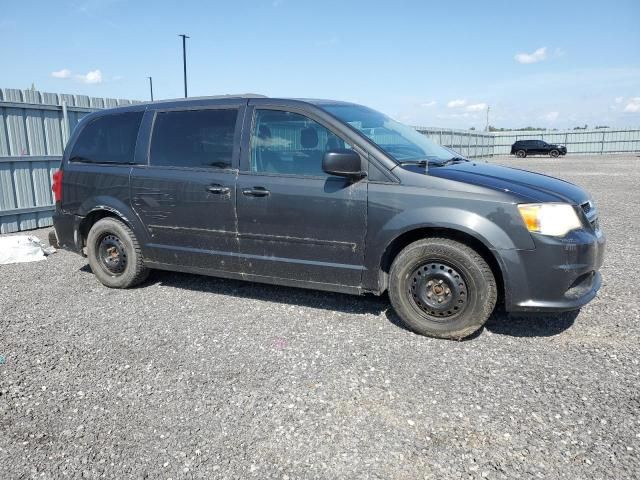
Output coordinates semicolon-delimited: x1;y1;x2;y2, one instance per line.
207;184;230;195
242;187;270;197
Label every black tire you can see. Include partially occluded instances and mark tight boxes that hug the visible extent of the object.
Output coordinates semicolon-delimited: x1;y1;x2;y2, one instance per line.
516;150;527;158
549;149;559;158
388;238;497;339
86;217;149;288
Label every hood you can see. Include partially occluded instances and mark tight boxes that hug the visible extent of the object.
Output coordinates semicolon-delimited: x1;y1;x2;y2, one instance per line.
409;161;589;204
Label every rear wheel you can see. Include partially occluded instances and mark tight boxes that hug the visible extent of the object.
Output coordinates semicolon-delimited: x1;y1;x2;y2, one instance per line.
86;217;149;288
516;149;527;158
388;238;497;339
549;149;560;158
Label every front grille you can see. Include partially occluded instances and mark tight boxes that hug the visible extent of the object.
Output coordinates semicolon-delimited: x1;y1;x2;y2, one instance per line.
581;201;593;215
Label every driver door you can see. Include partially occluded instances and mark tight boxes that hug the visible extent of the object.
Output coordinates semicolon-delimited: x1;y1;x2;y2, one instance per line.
235;105;368;288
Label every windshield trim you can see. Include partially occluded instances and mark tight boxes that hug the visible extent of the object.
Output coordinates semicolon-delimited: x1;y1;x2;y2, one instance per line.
318;104;407;167
319;103;456;167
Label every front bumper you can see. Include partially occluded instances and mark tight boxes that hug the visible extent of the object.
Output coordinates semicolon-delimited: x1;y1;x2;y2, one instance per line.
500;227;605;312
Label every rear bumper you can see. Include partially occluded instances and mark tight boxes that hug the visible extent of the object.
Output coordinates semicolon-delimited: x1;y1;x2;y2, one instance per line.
52;208;84;255
500;227;605;312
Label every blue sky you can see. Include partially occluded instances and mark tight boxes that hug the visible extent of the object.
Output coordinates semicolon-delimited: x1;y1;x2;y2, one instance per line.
1;0;639;129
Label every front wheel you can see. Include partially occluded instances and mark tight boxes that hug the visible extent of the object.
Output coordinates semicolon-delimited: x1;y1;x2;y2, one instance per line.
86;217;149;288
549;149;560;158
388;238;497;339
516;149;527;158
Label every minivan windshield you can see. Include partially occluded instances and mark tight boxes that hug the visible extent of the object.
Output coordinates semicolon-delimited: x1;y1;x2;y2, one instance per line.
322;104;458;164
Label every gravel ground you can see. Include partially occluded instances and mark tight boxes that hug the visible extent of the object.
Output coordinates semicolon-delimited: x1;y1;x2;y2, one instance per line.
1;154;639;479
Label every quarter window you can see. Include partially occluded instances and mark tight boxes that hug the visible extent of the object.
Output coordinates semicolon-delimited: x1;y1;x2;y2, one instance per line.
150;109;238;169
251;109;347;176
70;112;143;164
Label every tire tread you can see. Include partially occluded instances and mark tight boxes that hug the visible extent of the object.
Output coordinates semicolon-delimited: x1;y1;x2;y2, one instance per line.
87;217;149;288
389;237;497;339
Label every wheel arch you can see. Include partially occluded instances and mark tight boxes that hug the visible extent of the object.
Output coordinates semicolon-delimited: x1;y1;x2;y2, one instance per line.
377;226;505;304
78;205;141;250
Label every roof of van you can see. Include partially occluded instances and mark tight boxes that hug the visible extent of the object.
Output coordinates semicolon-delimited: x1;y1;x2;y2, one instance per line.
105;95;358;109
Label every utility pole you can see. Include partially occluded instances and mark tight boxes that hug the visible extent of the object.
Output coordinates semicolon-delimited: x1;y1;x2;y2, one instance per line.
147;76;154;101
179;34;190;98
485;105;490;132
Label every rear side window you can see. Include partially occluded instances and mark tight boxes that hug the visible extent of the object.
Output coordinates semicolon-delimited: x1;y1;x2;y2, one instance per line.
70;112;143;164
150;109;238;169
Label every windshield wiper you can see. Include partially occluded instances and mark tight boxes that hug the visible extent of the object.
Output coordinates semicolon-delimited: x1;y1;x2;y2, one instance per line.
398;160;428;166
398;156;469;167
430;156;469;167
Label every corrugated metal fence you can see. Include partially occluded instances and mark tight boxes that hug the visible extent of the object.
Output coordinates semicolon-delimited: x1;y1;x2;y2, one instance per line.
415;127;640;157
0;88;138;233
492;129;640;155
1;87;639;233
415;127;494;158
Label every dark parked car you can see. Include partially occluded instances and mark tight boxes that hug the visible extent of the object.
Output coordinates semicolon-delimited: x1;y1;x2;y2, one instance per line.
51;96;604;339
511;140;567;158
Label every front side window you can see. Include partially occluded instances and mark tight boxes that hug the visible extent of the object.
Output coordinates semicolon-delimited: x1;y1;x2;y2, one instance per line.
251;109;348;176
322;104;457;164
150;109;238;168
70;111;143;164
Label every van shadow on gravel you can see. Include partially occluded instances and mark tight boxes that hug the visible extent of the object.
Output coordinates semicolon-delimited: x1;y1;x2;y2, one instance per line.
80;265;578;338
81;263;385;316
146;269;389;316
384;307;578;340
483;309;579;338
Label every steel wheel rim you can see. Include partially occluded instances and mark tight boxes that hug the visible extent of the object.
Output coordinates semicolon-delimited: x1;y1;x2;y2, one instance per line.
408;262;468;320
97;233;128;275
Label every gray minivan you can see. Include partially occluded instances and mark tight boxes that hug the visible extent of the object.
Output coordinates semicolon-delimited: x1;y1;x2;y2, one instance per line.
51;96;605;339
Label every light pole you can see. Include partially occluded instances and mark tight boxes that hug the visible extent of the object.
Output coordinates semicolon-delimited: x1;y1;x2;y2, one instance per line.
179;34;189;98
485;105;490;132
147;76;154;101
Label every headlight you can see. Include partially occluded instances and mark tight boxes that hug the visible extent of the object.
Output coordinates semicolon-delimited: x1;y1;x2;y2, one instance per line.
517;203;582;237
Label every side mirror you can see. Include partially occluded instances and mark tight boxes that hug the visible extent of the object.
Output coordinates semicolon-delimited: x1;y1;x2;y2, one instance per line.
322;149;365;179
